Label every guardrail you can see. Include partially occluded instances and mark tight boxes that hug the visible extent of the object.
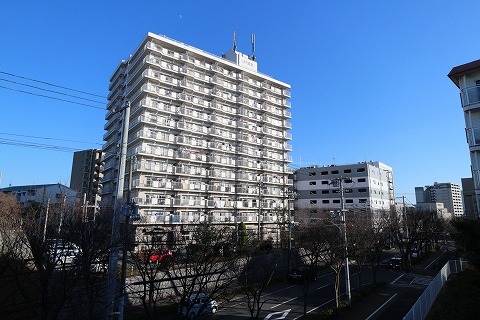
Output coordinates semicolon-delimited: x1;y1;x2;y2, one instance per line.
403;259;469;320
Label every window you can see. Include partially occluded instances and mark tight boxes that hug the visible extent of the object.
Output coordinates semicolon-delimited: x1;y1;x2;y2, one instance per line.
310;209;318;214
310;191;317;195
322;190;329;194
322;200;329;204
310;200;317;204
309;172;316;176
332;190;340;194
345;189;352;193
345;179;353;183
321;171;328;175
333;200;340;204
331;170;339;174
321;180;329;185
358;178;366;183
359;199;367;203
309;181;316;186
346;199;353;204
357;168;365;172
344;169;351;173
359;188;367;193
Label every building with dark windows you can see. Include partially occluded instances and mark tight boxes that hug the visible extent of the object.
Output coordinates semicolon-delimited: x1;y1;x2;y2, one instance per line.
294;161;394;216
70;148;103;209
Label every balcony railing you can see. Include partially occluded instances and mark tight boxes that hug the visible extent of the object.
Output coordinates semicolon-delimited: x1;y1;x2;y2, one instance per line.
461;86;480;107
466;127;480;147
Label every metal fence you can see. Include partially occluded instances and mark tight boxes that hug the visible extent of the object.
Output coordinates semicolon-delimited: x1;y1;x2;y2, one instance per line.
403;260;469;320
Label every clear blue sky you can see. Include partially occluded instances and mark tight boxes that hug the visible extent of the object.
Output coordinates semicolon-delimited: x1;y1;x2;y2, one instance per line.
0;1;478;202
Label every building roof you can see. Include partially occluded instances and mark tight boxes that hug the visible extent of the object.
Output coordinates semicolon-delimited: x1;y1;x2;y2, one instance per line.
0;183;71;192
448;59;480;87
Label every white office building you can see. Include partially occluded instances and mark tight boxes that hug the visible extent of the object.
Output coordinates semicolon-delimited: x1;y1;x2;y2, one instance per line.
101;33;293;240
294;161;394;215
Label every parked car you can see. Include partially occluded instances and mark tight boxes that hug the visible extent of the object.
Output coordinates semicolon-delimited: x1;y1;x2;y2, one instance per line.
149;248;174;268
46;239;80;266
390;257;403;269
288;267;317;283
178;293;218;318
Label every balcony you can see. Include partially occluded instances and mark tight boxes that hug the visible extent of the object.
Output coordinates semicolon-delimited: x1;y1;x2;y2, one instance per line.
466;127;480;147
461;86;480;108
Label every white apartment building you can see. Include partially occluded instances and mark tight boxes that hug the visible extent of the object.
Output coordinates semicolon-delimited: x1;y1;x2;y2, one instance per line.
415;182;464;218
101;33;293;239
449;60;480;218
294;161;394;214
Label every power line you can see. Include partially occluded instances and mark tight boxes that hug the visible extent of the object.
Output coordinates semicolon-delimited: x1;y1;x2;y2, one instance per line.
0;77;106;105
0;70;107;99
0;137;117;157
0;85;105;110
0;132;103;146
0;138;82;153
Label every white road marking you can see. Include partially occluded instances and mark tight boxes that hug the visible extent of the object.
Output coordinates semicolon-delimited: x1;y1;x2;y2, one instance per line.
293;298;335;320
264;309;291;320
390;274;403;285
365;293;397;320
270;297;298;309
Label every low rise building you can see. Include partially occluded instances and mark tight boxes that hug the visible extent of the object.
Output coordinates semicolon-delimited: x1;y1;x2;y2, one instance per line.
1;183;77;207
294;161;394;216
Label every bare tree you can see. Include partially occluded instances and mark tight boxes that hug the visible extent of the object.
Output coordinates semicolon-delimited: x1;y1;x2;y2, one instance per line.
348;209;388;286
128;235;173;318
388;207;440;270
0;193;113;320
236;236;280;320
168;222;238;319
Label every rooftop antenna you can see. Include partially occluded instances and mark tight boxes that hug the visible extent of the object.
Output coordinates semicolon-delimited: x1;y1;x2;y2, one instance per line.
251;34;256;61
233;31;237;51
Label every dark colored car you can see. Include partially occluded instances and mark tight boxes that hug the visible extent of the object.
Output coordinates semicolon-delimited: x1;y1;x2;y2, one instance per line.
390;257;403;269
288;267;317;283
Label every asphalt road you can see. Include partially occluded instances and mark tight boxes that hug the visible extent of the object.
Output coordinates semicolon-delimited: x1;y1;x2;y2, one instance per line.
214;254;405;319
162;247;452;319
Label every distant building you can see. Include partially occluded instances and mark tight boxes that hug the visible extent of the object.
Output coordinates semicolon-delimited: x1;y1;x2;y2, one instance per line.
416;202;450;219
294;161;394;215
415;182;463;218
0;183;77;206
448;60;480;218
70;149;103;207
461;177;477;219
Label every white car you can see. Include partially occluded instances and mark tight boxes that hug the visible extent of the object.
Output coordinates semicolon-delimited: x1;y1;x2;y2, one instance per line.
179;293;218;318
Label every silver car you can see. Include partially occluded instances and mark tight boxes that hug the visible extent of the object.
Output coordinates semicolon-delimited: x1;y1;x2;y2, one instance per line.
179;293;218;318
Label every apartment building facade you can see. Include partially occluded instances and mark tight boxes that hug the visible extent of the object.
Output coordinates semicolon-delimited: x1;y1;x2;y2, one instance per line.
415;182;464;218
70;149;103;206
294;161;394;215
101;33;293;240
448;60;480;218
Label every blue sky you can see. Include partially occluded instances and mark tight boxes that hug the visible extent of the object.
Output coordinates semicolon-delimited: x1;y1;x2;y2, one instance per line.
0;1;478;202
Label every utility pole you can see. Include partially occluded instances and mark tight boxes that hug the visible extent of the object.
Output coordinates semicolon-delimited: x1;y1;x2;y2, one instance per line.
118;157;135;320
332;177;351;306
287;190;297;272
42;198;50;243
106;99;131;319
257;174;264;240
